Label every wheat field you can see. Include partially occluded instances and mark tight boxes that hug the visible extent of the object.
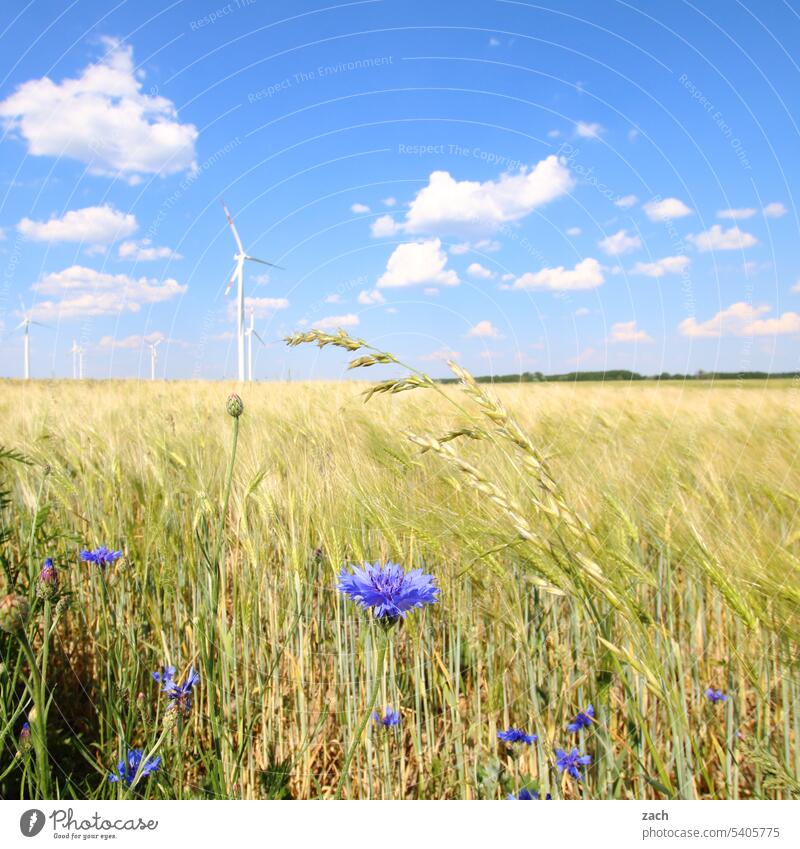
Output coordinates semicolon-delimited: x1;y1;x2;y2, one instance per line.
1;360;799;799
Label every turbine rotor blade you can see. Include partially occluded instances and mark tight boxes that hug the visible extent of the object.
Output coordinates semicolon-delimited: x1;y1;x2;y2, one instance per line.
253;331;266;346
221;200;244;252
245;255;284;270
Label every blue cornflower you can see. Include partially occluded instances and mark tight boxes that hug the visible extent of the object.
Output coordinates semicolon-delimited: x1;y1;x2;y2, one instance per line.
80;546;122;568
497;727;537;745
567;704;595;733
555;747;591;781
337;561;439;621
154;666;200;715
507;788;551;799
40;558;57;584
705;687;727;704
372;706;401;727
108;749;161;786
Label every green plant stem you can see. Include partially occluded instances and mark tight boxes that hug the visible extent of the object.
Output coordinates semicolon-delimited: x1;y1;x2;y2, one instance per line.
17;630;51;798
335;627;389;799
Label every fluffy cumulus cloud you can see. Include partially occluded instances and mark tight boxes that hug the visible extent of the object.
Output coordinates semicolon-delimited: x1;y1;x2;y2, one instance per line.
357;288;385;305
717;207;756;220
374;155;573;237
313;313;359;329
687;225;757;252
615;195;638;209
643;197;692;221
467;320;502;338
29;265;186;319
678;302;781;337
118;239;180;261
466;262;495;279
0;39;197;180
763;202;787;219
350;203;370;214
18;205;136;243
420;347;459;361
377;239;460;288
631;255;690;277
230;296;289;320
609;320;651;342
575;121;604;139
98;331;165;349
598;228;641;256
512;257;604;291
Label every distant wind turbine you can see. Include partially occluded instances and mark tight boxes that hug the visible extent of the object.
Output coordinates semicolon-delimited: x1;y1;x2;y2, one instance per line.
147;338;162;381
221;201;282;381
70;339;80;379
13;302;49;380
244;308;265;382
76;343;85;380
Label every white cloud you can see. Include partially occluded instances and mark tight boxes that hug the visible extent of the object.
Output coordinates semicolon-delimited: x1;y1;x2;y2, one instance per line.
420;347;459;361
449;242;470;255
357;288;385;305
466;262;494;279
512;258;604;291
615;194;638;209
576;121;604;139
370;214;399;237
745;313;800;335
118;239;180;261
0;39;197;180
678;302;769;337
598;228;641;256
643;197;692;221
253;273;270;286
687;225;757;252
566;226;582;236
631;255;690;277
382;196;397;207
609;320;651;342
350;202;370;214
792;279;800;294
18;205;136;243
324;293;342;304
763;202;787;219
237;296;289;319
29;265;186;320
423;287;439;297
547;129;561;138
98;331;165;349
628;128;640;142
377;239;459;288
717;207;756;220
313;313;359;329
467;320;502;338
488;37;501;47
398;155;573;235
574;307;590;316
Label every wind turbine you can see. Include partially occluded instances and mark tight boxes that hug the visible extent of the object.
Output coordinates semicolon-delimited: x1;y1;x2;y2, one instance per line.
76;343;85;380
147;338;162;381
70;340;80;379
244;308;266;382
13;303;48;380
221;201;282;381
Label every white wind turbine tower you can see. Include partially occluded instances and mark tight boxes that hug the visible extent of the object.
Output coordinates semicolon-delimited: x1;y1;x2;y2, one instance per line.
70;340;80;379
76;343;85;380
221;201;282;382
13;302;48;380
244;308;266;382
147;338;162;381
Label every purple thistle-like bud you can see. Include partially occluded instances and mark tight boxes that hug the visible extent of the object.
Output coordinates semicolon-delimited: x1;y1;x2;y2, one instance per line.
226;393;244;418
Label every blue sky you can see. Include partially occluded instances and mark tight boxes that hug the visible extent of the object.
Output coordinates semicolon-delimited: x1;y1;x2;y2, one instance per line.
1;0;799;380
